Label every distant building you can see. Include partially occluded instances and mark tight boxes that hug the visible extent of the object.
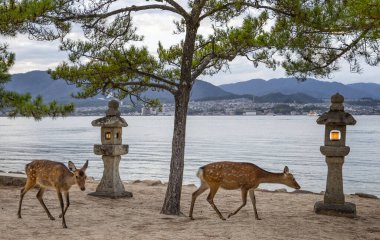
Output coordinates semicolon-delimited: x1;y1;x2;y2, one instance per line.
244;111;257;116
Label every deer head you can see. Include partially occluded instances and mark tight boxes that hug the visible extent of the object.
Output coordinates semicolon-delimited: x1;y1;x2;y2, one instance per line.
282;166;300;189
68;160;89;191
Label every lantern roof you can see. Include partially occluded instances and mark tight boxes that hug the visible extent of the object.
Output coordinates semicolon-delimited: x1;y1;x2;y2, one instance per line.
92;116;128;127
317;111;356;125
92;100;128;127
317;93;356;126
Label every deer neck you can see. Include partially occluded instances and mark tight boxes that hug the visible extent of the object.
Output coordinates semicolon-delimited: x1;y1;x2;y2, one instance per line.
63;172;76;189
258;171;285;185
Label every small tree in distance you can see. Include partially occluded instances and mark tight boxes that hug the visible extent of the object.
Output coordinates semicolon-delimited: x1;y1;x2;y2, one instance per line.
45;0;378;215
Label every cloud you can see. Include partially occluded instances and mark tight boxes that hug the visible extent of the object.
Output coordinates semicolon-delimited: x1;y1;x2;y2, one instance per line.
1;2;379;84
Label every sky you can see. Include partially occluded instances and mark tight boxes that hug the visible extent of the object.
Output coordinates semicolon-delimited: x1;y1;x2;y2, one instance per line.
3;1;379;86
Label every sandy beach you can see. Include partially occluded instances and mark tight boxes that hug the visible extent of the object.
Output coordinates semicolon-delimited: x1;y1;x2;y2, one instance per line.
1;181;379;240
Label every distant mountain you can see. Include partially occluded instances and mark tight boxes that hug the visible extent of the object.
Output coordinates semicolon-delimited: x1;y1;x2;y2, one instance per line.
5;71;379;107
143;79;236;102
6;71;77;103
6;71;107;107
348;83;380;99
254;92;322;103
191;80;237;100
220;78;380;100
6;71;236;105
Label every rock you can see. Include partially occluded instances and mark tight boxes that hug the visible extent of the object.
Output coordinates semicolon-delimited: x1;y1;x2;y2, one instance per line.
0;170;4;173
142;180;163;186
274;188;287;193
291;189;316;194
0;173;27;186
86;176;95;182
256;188;271;192
132;180;142;184
185;184;197;188
8;171;24;174
354;193;378;199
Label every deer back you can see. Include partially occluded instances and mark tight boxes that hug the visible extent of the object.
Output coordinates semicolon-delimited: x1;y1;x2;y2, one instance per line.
26;160;73;190
201;162;262;190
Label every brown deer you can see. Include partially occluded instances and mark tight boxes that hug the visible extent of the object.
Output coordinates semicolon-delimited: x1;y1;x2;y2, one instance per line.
17;160;89;228
189;161;300;220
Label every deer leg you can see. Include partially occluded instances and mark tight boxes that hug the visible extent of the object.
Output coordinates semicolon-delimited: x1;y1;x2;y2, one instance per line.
59;192;70;218
57;190;67;228
228;188;248;218
189;182;209;220
206;186;225;220
36;188;55;220
17;179;35;219
249;189;261;220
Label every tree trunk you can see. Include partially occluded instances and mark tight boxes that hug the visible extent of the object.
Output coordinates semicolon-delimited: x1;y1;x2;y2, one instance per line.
161;19;197;215
161;88;190;215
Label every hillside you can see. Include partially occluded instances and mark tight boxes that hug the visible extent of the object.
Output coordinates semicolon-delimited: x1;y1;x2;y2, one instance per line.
143;80;237;102
254;92;322;103
220;78;380;99
5;71;236;105
5;71;104;107
5;71;379;107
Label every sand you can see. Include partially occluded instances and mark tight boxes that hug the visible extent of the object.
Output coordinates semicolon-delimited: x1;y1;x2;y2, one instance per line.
1;181;379;240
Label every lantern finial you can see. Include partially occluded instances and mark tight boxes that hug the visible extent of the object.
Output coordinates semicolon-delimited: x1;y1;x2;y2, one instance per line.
330;92;344;111
106;100;121;117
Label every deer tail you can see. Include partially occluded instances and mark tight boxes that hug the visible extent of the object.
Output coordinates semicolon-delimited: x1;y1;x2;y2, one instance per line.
196;167;205;181
25;163;31;175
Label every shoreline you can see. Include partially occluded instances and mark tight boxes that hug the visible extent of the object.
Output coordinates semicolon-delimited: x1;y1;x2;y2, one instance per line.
1;181;379;240
0;172;378;199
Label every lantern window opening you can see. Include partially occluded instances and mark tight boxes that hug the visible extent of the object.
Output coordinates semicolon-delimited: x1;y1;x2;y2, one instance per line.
116;132;120;139
330;130;341;141
105;132;112;140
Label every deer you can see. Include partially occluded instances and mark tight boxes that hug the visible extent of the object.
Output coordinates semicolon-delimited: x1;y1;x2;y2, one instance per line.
189;161;301;220
17;160;89;228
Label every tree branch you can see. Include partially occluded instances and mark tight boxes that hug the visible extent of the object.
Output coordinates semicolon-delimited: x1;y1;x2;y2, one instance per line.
164;0;190;19
299;28;371;72
113;80;176;94
129;68;179;92
199;1;295;21
58;4;186;21
191;53;215;80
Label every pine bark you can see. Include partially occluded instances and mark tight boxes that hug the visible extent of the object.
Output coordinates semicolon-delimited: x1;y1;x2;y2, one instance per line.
161;20;197;215
160;88;190;215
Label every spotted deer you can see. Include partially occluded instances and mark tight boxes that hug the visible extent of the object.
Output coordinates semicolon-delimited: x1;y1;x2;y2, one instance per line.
189;161;300;220
17;160;89;228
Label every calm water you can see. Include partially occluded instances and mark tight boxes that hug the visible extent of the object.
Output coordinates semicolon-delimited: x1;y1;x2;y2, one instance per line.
0;116;379;196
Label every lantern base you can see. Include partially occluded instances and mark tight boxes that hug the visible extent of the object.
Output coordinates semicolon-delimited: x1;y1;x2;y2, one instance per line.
314;201;356;218
88;190;133;199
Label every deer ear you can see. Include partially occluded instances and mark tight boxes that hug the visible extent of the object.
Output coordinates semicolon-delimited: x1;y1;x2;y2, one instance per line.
284;166;289;174
81;160;89;171
68;161;77;171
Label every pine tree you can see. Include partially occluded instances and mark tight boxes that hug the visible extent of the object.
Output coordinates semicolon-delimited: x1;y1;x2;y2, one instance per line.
0;0;73;120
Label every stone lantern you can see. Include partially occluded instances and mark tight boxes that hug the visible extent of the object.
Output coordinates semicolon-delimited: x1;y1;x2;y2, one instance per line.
314;93;356;217
89;100;132;198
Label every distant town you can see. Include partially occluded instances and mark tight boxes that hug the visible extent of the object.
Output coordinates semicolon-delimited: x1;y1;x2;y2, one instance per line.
4;71;380;117
73;98;380;116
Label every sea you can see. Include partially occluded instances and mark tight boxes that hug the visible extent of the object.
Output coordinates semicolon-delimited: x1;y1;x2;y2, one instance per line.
0;115;379;197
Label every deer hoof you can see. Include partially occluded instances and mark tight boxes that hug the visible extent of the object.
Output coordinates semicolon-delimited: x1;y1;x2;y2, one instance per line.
59;214;62;218
49;216;55;221
62;224;68;228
